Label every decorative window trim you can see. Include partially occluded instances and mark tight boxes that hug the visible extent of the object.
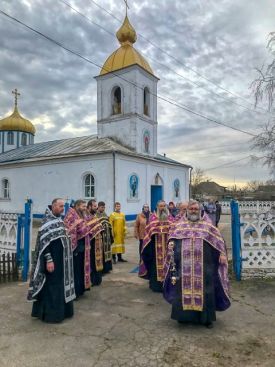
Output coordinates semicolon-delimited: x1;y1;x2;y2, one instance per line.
143;87;150;117
153;173;164;186
7;132;14;145
1;178;10;199
21;132;27;146
82;172;96;199
110;85;123;116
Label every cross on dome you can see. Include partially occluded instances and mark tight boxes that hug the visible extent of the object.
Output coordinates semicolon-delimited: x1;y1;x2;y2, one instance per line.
124;0;130;15
12;88;20;107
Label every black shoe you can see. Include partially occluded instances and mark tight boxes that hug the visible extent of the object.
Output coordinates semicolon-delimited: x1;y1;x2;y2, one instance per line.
206;323;214;329
112;255;117;264
117;258;127;262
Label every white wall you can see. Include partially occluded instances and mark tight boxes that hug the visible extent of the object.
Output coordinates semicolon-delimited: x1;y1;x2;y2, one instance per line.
115;154;189;214
0;152;189;217
0;154;114;215
96;66;158;156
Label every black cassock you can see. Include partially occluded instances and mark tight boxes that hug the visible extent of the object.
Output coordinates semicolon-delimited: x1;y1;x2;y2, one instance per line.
170;240;218;325
31;238;74;323
90;238;102;286
73;238;85;298
141;235;163;293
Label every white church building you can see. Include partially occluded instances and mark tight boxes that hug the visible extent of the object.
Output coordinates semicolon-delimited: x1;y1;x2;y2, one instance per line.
0;14;191;219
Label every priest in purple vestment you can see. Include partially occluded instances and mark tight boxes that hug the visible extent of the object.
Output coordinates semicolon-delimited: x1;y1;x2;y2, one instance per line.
163;200;230;328
139;200;172;292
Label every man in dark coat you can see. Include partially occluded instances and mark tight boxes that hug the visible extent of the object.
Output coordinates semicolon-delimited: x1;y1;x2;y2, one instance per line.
28;198;75;323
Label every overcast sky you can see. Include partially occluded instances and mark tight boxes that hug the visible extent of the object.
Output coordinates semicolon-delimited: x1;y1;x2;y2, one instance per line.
0;0;274;186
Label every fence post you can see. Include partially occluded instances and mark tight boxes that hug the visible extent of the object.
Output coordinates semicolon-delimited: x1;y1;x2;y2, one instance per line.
231;200;242;281
16;215;23;266
22;199;32;282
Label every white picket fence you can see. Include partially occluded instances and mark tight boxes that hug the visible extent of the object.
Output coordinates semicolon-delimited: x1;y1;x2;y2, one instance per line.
221;201;275;214
0;213;18;255
240;211;275;278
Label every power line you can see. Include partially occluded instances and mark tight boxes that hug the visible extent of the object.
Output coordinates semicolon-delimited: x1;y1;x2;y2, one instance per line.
205;156;251;171
88;0;271;115
60;0;270;119
0;9;260;138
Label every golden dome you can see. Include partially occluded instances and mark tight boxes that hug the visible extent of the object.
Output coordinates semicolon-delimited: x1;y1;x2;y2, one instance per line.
100;15;154;76
0;105;36;134
116;15;137;45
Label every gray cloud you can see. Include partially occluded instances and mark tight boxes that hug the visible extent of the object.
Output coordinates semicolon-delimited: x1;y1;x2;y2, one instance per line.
0;0;274;186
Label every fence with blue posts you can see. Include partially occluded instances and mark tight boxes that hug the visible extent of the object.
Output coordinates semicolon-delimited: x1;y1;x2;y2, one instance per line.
16;199;33;282
230;199;242;281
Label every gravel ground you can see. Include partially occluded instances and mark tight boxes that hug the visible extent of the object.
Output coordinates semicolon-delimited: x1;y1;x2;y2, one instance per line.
1;215;274;367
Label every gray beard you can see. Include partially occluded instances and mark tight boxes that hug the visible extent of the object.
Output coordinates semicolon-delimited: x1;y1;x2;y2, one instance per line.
159;211;168;221
187;213;200;222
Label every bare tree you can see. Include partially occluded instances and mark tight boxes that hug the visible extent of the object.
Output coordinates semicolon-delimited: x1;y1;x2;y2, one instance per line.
252;32;275;111
251;33;275;176
191;167;212;197
244;180;264;192
252;122;275;173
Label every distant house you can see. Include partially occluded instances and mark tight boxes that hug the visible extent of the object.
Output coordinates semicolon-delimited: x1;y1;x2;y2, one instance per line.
192;181;228;200
254;185;275;200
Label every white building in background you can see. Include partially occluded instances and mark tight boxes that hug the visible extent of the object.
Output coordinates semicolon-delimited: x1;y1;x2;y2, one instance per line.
0;13;191;218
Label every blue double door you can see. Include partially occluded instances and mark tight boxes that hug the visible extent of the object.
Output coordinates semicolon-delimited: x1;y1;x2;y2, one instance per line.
151;185;163;213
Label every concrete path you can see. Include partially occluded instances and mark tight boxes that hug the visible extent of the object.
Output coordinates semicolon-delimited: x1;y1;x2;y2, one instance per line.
1;218;275;367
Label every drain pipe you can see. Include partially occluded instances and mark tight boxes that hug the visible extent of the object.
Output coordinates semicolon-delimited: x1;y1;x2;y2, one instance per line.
112;151;116;206
189;167;193;199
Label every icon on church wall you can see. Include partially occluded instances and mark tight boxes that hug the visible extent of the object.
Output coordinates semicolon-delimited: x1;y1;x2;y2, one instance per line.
143;130;150;153
129;174;139;199
174;179;180;198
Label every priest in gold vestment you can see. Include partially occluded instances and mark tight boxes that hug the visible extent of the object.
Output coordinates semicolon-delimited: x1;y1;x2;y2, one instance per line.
109;202;127;263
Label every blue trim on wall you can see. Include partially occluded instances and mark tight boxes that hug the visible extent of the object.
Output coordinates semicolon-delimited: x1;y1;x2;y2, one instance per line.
125;214;137;221
33;214;44;219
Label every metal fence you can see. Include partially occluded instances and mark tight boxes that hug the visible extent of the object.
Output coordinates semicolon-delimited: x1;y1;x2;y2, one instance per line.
0;199;33;282
241;212;275;279
221;200;275;214
230;200;275;280
0;253;18;283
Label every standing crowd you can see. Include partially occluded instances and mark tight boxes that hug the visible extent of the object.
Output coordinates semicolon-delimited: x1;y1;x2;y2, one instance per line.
28;197;230;329
28;198;127;323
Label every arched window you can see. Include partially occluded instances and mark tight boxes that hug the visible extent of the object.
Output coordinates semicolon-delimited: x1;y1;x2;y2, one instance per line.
2;179;10;199
7;132;14;145
21;133;27;146
144;87;150;116
84;174;95;198
112;86;122;115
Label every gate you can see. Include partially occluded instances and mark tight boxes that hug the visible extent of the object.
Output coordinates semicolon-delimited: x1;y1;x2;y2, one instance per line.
231;199;275;280
230;200;242;280
0;199;32;282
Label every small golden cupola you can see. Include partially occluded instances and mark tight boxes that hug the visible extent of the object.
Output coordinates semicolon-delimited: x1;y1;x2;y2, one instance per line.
0;89;35;153
0;89;36;135
100;13;154;76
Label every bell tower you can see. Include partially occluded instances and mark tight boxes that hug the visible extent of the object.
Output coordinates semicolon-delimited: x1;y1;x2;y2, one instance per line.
95;9;159;156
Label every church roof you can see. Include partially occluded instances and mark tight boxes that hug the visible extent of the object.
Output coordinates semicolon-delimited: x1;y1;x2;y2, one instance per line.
0;135;191;168
100;15;154;77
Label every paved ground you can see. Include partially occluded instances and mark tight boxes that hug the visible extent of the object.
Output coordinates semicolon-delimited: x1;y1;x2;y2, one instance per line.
1;216;275;367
